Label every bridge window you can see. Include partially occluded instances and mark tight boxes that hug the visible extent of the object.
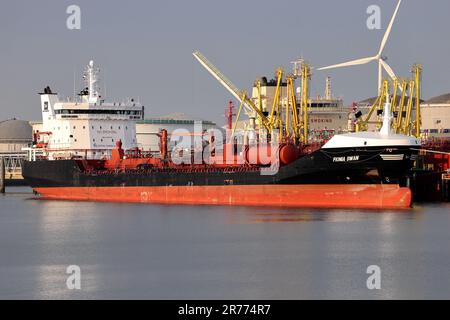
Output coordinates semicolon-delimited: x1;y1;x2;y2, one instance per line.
54;109;141;115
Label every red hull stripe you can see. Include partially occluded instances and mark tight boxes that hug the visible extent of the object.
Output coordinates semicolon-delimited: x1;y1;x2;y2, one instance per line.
34;185;412;209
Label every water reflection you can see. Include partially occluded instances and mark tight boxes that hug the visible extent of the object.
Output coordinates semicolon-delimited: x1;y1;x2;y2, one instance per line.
226;207;420;224
1;187;449;299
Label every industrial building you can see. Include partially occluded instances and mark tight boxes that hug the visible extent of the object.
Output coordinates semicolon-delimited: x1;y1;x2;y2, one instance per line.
420;93;450;138
136;115;217;152
0;119;32;153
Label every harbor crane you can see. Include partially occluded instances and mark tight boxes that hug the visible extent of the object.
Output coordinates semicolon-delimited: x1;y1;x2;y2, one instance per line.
355;64;422;138
193;51;311;144
192;51;270;133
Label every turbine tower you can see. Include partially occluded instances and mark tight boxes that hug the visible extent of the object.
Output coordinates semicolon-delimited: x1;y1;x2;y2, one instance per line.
318;0;402;94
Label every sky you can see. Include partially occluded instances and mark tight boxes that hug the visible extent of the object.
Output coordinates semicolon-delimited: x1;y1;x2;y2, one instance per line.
1;0;449;125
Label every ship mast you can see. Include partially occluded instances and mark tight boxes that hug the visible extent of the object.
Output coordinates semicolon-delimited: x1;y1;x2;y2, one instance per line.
85;60;100;103
380;94;393;136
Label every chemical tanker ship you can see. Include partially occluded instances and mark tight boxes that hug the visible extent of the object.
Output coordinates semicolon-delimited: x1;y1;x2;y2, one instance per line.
22;61;420;209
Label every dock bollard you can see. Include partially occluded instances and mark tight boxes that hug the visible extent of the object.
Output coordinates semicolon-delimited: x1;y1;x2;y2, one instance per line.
0;157;5;194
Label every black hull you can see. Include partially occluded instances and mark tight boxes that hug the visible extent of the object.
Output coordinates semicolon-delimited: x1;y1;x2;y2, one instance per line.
22;146;418;188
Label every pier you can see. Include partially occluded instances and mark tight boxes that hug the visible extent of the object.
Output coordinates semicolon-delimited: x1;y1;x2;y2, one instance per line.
0;152;28;188
0;157;4;193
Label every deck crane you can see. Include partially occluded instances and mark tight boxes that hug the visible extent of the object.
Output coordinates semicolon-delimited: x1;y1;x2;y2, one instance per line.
394;79;408;133
355;80;390;132
192;51;271;134
193;51;312;145
286;74;300;141
299;62;311;144
412;64;422;138
355;64;422;137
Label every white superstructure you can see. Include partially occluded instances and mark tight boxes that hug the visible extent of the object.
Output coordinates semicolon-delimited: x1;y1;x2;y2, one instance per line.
37;60;144;160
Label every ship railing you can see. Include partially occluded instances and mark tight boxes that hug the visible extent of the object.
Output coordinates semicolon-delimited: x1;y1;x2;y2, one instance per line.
21;147;116;161
85;164;262;176
22;147;45;161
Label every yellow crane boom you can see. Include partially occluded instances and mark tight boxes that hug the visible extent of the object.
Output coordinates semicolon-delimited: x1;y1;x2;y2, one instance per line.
193;50;270;131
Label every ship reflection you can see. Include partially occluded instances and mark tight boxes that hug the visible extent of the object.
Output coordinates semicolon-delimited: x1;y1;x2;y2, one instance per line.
226;207;421;224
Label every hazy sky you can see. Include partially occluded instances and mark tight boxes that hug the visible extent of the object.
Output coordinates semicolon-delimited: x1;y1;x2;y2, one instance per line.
1;0;449;125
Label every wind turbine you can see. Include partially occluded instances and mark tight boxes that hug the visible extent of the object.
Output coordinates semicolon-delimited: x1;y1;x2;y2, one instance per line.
318;0;402;94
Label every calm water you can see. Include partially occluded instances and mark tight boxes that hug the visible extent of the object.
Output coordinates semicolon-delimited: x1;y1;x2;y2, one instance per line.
0;187;449;299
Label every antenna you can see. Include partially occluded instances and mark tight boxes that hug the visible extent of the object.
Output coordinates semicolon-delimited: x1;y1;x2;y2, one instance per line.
325;76;332;100
84;60;100;103
103;67;106;100
73;65;76;101
291;58;304;78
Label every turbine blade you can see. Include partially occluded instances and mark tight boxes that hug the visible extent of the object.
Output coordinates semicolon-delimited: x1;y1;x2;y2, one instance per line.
378;61;383;94
380;60;403;92
378;0;402;55
380;59;397;81
318;56;376;70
